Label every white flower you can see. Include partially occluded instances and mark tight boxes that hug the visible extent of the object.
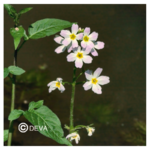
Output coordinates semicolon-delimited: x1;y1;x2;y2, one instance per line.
67;46;93;68
60;24;83;48
81;27;98;49
66;132;80;144
54;36;73;53
47;78;65;93
83;68;110;94
86;127;95;136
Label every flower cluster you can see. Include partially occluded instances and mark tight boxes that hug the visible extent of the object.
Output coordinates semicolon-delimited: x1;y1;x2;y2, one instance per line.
66;126;95;144
48;24;109;95
54;23;105;68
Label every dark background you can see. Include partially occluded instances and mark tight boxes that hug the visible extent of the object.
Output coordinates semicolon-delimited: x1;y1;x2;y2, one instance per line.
4;4;146;146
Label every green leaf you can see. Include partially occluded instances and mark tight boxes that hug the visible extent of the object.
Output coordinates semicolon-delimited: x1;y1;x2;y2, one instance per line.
4;4;16;18
28;100;44;111
23;30;29;40
4;129;9;142
4;68;9;78
19;7;32;15
8;66;25;75
8;109;24;121
28;18;72;39
23;105;72;146
10;26;25;49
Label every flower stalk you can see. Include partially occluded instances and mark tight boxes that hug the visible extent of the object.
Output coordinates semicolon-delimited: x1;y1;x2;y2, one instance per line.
69;66;76;131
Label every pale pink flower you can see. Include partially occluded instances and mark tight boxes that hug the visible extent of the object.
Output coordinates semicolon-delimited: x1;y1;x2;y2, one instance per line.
81;27;98;49
67;46;93;68
54;36;73;53
47;78;65;93
83;68;110;94
91;41;105;56
61;24;83;48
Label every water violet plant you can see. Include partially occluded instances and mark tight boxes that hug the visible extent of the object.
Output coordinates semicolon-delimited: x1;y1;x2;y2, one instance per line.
4;4;110;146
47;23;110;144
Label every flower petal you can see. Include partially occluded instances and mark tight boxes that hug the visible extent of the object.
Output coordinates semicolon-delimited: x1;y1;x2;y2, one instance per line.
92;84;102;94
54;36;63;44
82;47;91;55
81;41;87;48
60;30;71;38
72;40;78;48
84;70;93;80
97;76;110;85
71;24;78;34
76;33;83;40
49;86;57;93
72;47;79;54
83;55;93;64
93;68;103;78
62;38;71;46
59;84;65;92
88;131;92;136
75;138;79;144
89;32;98;41
83;81;92;90
67;53;76;62
86;41;94;48
56;78;62;82
47;81;56;87
91;48;98;56
77;134;80;140
94;41;105;49
84;27;90;35
55;45;66;54
66;133;77;139
67;46;73;53
75;59;83;68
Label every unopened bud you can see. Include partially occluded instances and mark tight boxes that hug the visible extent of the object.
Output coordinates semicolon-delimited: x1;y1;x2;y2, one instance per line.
15;27;19;31
78;27;82;31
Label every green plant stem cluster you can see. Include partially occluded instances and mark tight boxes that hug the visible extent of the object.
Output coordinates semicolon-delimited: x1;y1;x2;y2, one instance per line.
4;4;74;146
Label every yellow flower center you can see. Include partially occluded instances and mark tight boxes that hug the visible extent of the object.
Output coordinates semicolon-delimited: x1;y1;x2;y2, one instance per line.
70;34;76;40
88;128;92;132
72;135;77;139
76;52;83;59
55;82;60;88
92;78;98;84
83;35;89;42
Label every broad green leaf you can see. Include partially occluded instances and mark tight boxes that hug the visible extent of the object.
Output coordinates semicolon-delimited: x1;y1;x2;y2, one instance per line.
23;105;72;146
4;4;16;18
8;109;24;121
4;68;9;78
28;18;72;39
19;7;32;15
10;26;25;49
28;100;44;111
4;129;9;142
8;66;25;75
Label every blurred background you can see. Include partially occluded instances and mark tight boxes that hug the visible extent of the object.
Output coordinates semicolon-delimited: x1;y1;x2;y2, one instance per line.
4;4;146;146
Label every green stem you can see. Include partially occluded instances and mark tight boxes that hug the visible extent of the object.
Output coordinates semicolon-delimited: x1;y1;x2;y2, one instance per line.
7;83;15;146
69;66;76;132
75;67;85;81
7;40;26;146
17;40;27;52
